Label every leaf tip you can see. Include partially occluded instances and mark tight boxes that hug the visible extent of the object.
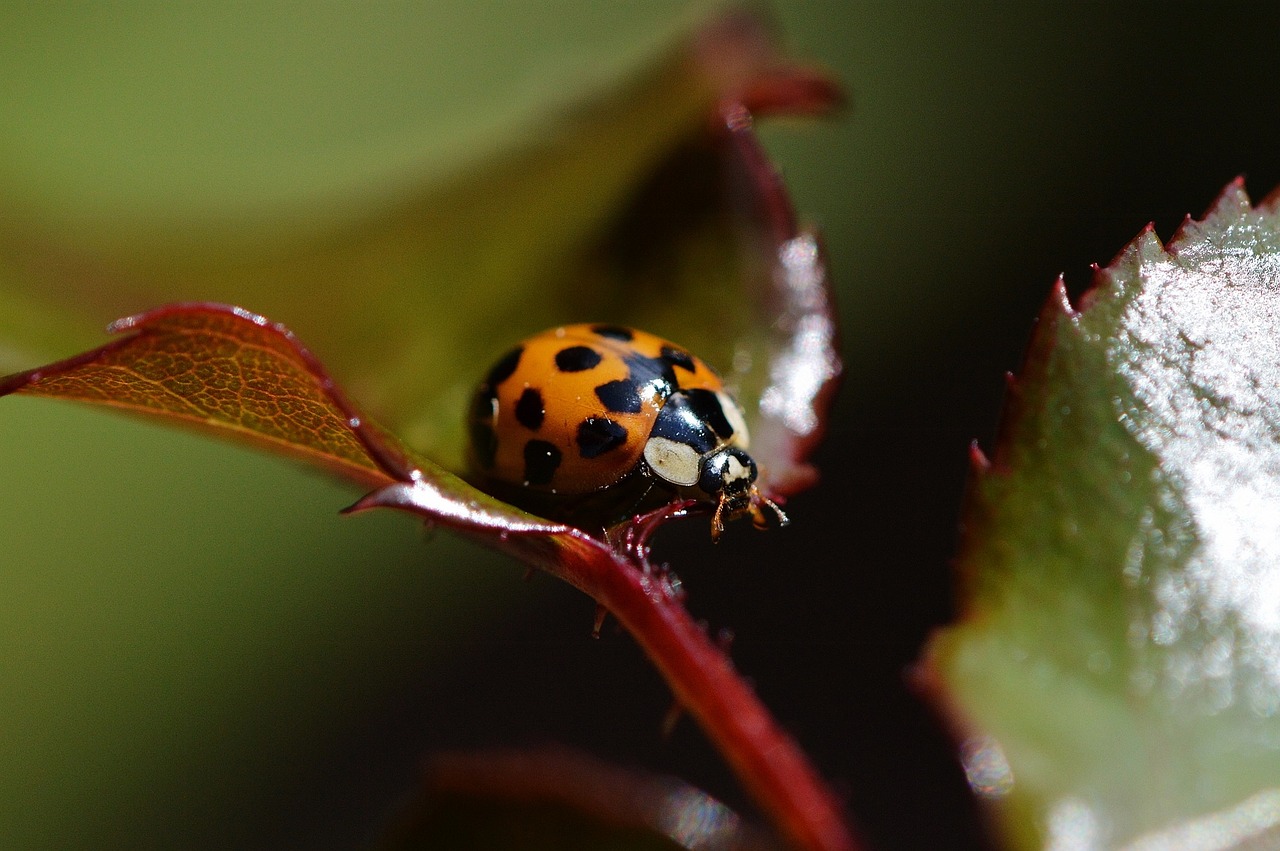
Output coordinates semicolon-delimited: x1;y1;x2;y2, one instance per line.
1169;178;1254;248
1049;274;1075;316
736;66;846;119
1080;223;1168;313
1166;212;1197;245
1035;274;1081;323
1164;179;1278;259
1129;221;1164;257
968;440;991;474
1212;174;1252;213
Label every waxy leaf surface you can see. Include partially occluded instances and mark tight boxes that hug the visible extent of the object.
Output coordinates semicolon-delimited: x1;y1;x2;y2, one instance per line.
929;181;1280;849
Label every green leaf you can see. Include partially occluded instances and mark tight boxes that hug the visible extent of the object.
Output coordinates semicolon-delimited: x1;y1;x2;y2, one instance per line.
0;4;805;470
0;2;712;231
927;181;1280;848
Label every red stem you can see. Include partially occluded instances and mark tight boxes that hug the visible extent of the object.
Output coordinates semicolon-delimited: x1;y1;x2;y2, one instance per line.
353;476;863;850
563;537;862;851
356;471;863;851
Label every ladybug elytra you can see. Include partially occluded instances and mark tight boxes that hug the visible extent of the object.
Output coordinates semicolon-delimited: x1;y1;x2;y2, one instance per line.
466;324;786;539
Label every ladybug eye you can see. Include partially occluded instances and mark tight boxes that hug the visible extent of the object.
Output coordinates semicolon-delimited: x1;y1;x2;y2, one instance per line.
643;436;701;487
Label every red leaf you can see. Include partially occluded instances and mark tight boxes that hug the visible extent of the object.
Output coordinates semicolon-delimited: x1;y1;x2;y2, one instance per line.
716;99;843;498
0;303;406;490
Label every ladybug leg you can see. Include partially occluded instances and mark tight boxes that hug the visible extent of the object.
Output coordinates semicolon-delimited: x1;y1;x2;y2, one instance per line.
749;489;790;531
607;498;703;558
711;495;728;542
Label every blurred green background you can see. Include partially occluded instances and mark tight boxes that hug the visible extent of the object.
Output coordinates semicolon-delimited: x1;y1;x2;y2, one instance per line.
3;3;1280;849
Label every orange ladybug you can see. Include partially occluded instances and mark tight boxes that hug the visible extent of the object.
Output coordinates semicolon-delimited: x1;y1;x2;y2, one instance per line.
467;324;786;539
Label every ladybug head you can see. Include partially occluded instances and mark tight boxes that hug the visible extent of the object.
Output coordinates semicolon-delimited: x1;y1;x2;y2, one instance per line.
700;447;789;542
698;446;758;502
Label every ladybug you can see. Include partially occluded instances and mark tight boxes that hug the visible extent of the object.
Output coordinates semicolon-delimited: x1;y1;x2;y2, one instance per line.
466;323;787;539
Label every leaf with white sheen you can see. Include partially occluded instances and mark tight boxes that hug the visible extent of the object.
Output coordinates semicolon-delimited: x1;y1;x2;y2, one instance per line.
928;180;1280;850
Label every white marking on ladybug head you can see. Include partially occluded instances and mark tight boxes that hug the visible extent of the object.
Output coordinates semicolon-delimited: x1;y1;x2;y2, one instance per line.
717;391;750;448
724;452;752;484
643;436;701;487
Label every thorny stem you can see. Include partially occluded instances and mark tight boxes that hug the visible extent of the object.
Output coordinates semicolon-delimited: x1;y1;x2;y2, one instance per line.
570;84;856;850
582;531;862;851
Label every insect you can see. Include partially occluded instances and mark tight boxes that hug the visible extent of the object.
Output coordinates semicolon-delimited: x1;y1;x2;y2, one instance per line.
466;323;787;540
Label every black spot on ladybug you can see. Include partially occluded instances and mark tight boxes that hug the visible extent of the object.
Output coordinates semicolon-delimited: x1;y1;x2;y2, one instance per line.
469;419;498;469
660;345;696;372
523;439;561;485
576;416;628;458
594;379;642;414
555;345;603;372
624;353;678;398
591;324;634;341
515;387;545;430
684;388;735;439
486;346;523;387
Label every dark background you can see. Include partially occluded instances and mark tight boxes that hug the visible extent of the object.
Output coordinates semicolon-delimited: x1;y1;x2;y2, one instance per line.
4;4;1280;850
